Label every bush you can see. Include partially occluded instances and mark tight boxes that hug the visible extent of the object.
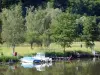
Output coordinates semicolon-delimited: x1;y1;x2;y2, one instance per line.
45;51;93;58
45;52;64;57
0;56;19;62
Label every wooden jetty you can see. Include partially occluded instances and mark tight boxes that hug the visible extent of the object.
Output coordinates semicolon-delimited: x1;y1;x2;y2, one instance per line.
52;56;72;61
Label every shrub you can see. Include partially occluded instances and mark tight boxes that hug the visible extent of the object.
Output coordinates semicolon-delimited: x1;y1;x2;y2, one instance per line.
0;56;19;62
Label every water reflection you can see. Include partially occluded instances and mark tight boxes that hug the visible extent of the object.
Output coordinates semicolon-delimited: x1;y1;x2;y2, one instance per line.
1;58;100;75
21;62;52;71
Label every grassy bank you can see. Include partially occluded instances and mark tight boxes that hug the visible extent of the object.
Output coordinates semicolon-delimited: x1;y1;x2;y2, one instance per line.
0;42;100;56
0;56;19;62
0;51;94;62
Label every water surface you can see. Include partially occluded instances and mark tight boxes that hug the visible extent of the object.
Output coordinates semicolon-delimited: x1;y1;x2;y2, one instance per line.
0;58;100;75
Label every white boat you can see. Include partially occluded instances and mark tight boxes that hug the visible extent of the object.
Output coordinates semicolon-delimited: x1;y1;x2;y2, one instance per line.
20;57;41;63
33;53;52;62
21;62;52;71
20;52;52;63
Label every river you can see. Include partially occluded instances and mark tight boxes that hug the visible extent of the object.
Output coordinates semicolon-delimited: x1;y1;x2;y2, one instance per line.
0;58;100;75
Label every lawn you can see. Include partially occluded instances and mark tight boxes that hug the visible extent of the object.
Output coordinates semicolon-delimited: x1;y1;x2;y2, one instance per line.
0;42;100;56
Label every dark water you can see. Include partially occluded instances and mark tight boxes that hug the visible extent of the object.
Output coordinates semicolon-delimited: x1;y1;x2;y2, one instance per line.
0;58;100;75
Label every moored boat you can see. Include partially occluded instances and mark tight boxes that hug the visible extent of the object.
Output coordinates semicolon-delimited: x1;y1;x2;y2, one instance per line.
20;53;52;63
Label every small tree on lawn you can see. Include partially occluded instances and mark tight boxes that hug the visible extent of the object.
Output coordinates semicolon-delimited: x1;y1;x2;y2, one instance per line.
82;16;100;55
51;12;77;55
25;6;61;49
1;4;25;54
25;7;46;49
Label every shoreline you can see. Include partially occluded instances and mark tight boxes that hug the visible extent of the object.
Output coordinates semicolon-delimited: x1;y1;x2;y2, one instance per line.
0;51;100;63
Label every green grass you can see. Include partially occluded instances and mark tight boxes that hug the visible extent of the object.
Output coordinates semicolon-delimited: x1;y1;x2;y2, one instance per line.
0;42;100;56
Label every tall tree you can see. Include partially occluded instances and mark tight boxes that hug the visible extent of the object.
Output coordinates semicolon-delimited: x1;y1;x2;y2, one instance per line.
0;17;2;44
1;0;20;8
68;0;100;16
42;4;61;47
81;16;100;54
54;0;68;11
51;12;77;54
25;5;61;49
0;0;1;12
1;4;25;54
25;7;46;49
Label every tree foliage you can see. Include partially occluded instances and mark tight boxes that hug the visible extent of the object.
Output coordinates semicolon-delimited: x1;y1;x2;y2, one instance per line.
25;6;61;49
68;0;100;16
25;7;44;49
1;4;25;52
1;0;20;8
75;15;100;53
51;12;78;52
0;0;100;52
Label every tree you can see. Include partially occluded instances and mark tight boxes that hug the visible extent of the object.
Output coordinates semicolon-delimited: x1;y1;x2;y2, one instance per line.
98;23;100;40
51;12;77;54
54;0;68;11
0;0;1;12
42;4;61;47
0;18;2;44
68;0;100;16
1;0;20;8
81;16;100;54
25;5;61;49
25;7;46;49
1;4;25;54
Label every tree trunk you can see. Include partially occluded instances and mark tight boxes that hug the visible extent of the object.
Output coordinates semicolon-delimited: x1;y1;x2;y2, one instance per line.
91;46;95;57
12;44;15;56
30;42;33;50
46;34;51;47
63;42;66;57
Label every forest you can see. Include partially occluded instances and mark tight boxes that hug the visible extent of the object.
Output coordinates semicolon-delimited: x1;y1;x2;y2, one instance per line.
0;0;100;53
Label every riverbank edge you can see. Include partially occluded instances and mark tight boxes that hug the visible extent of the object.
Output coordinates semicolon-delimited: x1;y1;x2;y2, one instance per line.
0;51;100;63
